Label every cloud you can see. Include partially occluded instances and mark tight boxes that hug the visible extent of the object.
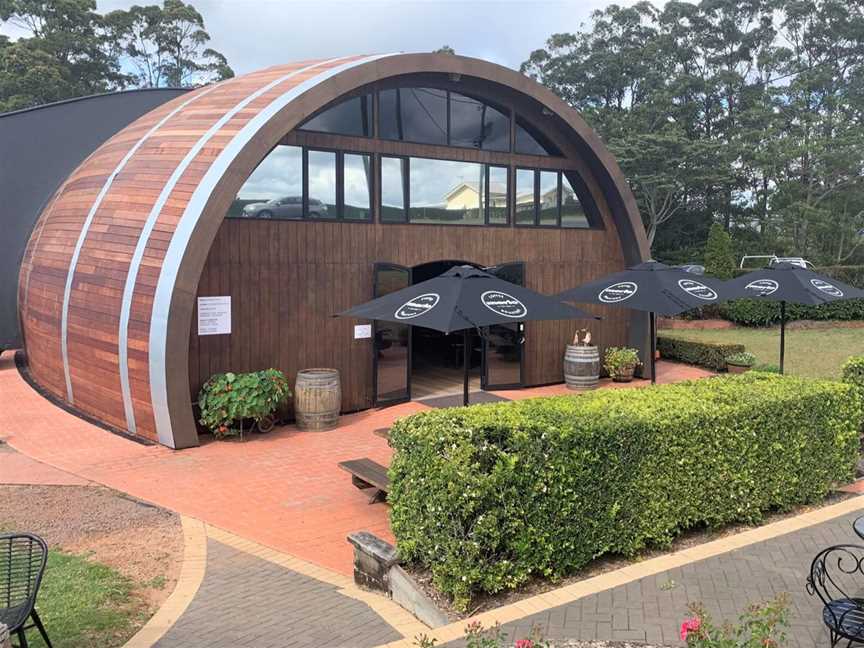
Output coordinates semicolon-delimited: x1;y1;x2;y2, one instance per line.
2;0;644;74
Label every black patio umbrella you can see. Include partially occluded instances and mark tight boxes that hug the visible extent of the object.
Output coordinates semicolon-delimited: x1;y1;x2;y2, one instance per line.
722;263;864;373
556;261;727;383
339;265;595;405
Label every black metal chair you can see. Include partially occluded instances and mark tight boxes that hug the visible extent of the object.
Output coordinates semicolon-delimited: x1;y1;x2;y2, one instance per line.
0;533;52;648
808;544;864;647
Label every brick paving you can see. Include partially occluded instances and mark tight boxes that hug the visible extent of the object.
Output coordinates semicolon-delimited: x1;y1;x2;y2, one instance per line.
0;442;90;486
0;349;710;577
442;511;862;648
154;538;401;648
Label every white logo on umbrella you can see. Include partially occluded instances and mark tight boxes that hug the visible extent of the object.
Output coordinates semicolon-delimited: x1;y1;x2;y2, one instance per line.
745;279;779;295
481;291;527;318
395;293;440;319
598;282;638;303
810;278;843;297
677;279;718;301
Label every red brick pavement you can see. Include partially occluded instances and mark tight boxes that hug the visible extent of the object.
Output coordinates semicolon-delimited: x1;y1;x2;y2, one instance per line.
0;350;711;576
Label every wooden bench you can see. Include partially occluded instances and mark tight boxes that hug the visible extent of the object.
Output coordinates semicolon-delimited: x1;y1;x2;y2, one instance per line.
338;458;390;504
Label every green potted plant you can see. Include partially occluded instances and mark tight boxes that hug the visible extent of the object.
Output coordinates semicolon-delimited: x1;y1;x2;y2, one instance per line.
603;346;642;382
725;351;756;374
197;368;291;439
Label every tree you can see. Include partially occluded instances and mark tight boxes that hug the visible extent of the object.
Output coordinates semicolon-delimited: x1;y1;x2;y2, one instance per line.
434;45;455;55
105;0;233;88
521;0;864;266
0;0;232;111
0;0;127;108
704;223;737;279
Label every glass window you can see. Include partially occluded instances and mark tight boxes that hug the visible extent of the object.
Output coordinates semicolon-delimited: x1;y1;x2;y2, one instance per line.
409;158;485;225
230;145;303;219
515;118;562;156
515;169;535;225
307;150;336;219
343;153;372;220
561;172;590;228
539;170;559;226
298;94;372;137
449;92;510;151
381;156;407;222
488;166;508;225
379;88;448;145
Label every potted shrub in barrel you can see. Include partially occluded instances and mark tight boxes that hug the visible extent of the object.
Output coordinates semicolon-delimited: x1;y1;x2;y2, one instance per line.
198;368;291;440
564;328;600;390
725;351;756;374
603;346;642;382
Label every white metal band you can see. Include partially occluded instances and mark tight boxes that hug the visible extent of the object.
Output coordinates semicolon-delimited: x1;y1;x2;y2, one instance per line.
145;54;395;446
58;85;218;404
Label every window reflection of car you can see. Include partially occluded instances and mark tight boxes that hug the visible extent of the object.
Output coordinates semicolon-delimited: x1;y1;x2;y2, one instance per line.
241;197;328;219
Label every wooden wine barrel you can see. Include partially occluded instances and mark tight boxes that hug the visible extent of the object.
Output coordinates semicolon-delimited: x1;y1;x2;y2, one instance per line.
294;369;341;431
564;345;600;390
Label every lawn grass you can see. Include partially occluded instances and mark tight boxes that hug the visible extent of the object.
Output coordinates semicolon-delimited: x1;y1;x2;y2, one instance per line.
662;326;862;379
20;550;144;648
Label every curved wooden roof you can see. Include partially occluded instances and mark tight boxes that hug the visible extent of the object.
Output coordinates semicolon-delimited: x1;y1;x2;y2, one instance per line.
18;53;648;448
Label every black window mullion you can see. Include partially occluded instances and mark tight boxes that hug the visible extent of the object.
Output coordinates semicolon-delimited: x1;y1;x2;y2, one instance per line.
484;165;490;225
404;157;410;222
534;169;540;227
336;151;344;219
557;171;562;227
302;147;309;220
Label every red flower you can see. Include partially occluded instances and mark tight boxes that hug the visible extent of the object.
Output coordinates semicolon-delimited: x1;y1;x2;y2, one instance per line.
515;641;534;648
680;617;701;641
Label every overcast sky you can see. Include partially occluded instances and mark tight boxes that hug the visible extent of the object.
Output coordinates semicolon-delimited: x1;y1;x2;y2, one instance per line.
1;0;647;74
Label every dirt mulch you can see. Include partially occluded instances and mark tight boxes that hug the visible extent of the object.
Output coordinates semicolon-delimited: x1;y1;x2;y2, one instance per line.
0;483;184;611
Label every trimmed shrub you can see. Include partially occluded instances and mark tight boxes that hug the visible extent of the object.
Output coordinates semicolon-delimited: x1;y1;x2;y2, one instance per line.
704;223;736;279
720;298;864;326
657;335;744;371
388;373;861;609
843;356;864;396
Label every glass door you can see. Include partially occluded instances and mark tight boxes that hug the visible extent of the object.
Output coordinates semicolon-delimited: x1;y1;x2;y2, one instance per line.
372;263;412;405
481;262;525;390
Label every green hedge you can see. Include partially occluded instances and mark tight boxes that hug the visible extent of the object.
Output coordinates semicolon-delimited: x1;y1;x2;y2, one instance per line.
388;373;861;609
717;265;864;325
719;299;864;326
657;335;744;370
843;356;864;396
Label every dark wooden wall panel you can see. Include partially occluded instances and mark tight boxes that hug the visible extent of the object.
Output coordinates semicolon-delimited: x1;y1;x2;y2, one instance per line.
189;218;628;413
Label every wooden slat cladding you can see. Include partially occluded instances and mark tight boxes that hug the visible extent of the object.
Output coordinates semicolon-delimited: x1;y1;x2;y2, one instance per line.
19;53;647;448
188;218;629;413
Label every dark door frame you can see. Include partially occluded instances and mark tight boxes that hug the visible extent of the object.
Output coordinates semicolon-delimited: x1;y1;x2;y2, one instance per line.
372;262;412;406
371;258;526;406
481;261;526;390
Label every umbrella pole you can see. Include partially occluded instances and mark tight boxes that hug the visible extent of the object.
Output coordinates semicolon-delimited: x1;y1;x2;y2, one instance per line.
650;311;657;384
463;329;470;406
779;301;786;374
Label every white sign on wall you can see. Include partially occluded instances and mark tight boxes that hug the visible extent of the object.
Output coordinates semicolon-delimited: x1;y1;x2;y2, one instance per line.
354;324;372;339
197;296;231;336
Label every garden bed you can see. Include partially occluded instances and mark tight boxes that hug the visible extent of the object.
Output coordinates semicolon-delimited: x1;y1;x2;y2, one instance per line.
403;491;852;620
389;372;862;612
0;479;183;647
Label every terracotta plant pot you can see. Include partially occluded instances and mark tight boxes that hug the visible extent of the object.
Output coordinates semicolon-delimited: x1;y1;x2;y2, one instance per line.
612;365;636;382
726;363;751;374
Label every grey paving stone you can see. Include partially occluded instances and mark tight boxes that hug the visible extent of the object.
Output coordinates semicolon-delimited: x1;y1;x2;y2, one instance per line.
155;538;401;648
443;510;864;648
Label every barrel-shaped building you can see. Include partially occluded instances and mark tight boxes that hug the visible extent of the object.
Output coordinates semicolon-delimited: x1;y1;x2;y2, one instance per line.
17;53;649;449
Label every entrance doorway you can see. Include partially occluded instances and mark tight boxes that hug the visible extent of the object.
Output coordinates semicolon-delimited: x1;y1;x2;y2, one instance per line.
410;260;482;400
371;260;525;406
